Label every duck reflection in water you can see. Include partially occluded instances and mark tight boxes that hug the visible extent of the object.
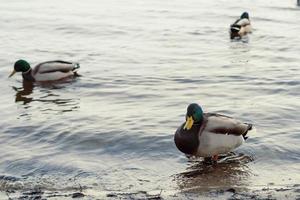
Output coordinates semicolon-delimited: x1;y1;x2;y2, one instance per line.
175;153;253;193
12;80;79;113
13;80;34;105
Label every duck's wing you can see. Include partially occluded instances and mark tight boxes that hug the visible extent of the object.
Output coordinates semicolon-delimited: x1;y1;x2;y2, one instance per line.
204;113;252;138
236;18;250;27
33;60;79;74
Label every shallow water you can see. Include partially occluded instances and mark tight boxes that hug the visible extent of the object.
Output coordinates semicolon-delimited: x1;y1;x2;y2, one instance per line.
1;0;300;199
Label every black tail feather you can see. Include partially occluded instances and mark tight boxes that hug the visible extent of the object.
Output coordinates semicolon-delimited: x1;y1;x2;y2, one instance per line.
242;124;253;140
72;63;80;71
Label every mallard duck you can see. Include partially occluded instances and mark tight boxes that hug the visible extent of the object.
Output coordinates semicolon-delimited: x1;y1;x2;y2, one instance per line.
9;59;80;82
174;103;252;161
230;12;252;39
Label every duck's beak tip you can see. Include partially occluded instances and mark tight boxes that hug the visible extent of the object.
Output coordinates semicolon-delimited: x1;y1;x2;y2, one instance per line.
9;70;16;78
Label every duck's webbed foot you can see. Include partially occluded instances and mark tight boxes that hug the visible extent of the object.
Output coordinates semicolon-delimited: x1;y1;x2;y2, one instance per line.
203;155;219;164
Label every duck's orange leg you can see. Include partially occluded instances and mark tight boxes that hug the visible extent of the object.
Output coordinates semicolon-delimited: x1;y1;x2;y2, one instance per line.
212;155;219;162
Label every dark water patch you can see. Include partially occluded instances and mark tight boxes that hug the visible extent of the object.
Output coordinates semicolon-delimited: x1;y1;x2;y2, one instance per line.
54;25;94;35
106;190;163;199
187;30;204;36
172;78;204;84
273;80;300;86
3;125;41;138
116;92;163;102
215;75;253;81
77;81;105;89
169;76;215;85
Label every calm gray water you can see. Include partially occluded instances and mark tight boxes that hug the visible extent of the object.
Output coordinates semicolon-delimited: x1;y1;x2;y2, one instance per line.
1;0;300;199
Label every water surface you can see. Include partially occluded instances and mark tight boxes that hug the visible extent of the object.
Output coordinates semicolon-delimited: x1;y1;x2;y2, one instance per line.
0;0;300;199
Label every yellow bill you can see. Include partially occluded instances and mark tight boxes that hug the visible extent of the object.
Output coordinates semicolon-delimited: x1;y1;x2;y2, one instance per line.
183;116;194;130
9;70;16;78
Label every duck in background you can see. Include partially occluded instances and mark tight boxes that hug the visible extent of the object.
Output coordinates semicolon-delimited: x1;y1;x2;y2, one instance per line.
9;60;80;82
230;12;252;39
174;103;253;162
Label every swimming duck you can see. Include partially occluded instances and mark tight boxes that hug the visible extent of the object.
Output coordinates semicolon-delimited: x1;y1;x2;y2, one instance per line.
230;12;252;39
9;59;80;82
174;103;252;161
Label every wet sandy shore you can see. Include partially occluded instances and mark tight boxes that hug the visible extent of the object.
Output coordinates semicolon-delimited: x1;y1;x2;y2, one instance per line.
1;183;300;199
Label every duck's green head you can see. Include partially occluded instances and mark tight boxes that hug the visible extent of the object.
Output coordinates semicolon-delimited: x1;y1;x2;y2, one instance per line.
241;12;249;19
184;103;203;130
9;60;31;78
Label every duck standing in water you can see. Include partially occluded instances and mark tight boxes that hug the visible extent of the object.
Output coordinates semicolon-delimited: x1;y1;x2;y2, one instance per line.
230;12;252;39
174;103;252;162
9;60;80;82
